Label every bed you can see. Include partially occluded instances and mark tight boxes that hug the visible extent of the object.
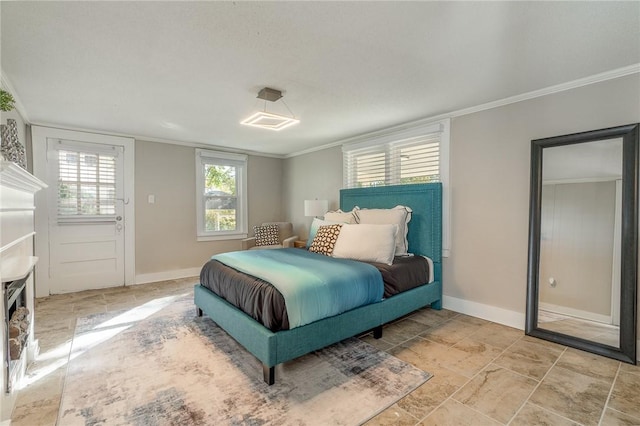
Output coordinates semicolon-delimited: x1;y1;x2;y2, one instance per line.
194;182;442;384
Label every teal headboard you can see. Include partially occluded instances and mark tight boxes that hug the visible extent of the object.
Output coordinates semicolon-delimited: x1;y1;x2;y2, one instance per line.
340;183;443;267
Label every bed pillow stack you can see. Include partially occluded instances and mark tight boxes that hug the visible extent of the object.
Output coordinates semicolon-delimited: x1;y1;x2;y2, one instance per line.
354;205;412;255
306;205;412;265
309;223;398;265
306;208;358;247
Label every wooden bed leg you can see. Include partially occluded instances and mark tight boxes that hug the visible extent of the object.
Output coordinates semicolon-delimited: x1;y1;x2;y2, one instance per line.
196;307;203;317
373;325;383;339
431;299;442;310
263;364;275;385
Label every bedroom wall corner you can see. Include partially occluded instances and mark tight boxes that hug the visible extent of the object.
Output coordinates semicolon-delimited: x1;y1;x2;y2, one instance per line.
283;145;343;241
134;140;284;282
445;73;640;331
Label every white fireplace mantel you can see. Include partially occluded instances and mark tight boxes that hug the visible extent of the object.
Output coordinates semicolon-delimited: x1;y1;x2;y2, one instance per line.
0;256;38;283
0;160;47;421
0;162;46;194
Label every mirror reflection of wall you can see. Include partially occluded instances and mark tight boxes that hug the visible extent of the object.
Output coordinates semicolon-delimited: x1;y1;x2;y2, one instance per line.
537;139;622;347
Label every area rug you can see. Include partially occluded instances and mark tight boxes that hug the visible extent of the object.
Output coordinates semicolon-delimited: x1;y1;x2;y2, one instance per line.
58;294;431;425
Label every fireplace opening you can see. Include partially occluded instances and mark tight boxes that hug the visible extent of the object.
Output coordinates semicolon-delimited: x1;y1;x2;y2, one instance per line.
3;273;30;393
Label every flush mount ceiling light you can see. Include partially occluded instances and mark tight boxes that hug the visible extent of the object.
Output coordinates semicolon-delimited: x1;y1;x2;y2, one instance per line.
241;87;300;131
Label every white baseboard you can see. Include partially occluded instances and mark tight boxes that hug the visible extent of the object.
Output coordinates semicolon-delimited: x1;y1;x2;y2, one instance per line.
134;267;201;285
442;295;526;330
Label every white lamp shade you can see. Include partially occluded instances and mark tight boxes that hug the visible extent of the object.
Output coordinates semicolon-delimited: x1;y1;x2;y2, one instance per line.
304;199;328;217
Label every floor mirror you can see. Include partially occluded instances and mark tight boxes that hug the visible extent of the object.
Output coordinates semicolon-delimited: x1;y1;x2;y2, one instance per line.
526;123;638;364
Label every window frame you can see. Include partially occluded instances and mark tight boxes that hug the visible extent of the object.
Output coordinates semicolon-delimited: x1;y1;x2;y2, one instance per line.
195;149;248;241
342;118;451;256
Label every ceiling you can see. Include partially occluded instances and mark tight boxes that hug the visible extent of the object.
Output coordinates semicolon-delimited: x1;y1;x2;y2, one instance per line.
1;2;639;157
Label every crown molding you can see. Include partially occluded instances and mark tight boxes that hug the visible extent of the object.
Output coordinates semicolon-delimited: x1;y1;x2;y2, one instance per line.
0;71;30;122
285;63;640;158
446;63;640;120
131;134;286;159
29;122;286;159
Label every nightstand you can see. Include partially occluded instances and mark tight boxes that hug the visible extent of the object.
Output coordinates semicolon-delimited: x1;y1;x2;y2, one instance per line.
293;240;307;249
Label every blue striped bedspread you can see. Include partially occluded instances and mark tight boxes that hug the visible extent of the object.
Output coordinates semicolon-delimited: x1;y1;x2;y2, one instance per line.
211;248;384;328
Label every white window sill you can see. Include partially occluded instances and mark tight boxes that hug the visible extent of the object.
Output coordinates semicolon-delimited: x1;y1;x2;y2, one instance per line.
197;233;248;242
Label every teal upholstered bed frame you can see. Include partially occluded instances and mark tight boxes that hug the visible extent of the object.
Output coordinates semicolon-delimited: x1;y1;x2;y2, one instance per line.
194;183;442;384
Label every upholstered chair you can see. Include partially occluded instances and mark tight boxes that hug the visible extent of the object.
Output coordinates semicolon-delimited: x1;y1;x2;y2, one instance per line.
241;222;299;250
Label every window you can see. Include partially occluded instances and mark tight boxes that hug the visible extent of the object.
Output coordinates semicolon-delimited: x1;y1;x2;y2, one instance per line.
196;149;248;240
343;120;447;188
58;150;117;217
342;118;451;256
52;140;123;224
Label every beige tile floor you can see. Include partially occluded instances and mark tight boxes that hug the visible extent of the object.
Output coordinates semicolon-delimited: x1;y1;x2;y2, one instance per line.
10;278;640;425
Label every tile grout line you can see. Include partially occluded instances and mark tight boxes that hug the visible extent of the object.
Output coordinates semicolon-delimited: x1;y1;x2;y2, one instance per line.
52;313;79;426
376;314;458;353
604;406;640;423
492;359;571;426
506;346;568;425
525;401;587;426
413;328;525;425
456;335;530;425
597;362;621;425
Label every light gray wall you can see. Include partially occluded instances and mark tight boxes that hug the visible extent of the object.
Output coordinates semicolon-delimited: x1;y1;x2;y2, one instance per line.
448;74;639;317
283;145;343;241
135;140;284;275
284;74;640;326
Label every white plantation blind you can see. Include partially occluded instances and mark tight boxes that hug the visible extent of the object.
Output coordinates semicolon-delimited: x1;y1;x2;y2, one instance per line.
342;118;451;257
55;144;119;222
343;121;445;188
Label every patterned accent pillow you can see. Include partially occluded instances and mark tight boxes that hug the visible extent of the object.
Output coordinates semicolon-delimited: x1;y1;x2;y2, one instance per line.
309;224;343;256
254;224;280;246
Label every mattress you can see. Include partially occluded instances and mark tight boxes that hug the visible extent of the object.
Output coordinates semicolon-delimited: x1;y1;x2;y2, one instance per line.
199;252;432;331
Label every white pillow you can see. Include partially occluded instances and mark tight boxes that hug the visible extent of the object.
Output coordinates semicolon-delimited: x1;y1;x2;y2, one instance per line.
332;224;398;265
307;218;343;247
324;209;357;224
354;205;412;255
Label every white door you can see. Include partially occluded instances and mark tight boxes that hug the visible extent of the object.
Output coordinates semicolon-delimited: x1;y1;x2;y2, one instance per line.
32;127;135;296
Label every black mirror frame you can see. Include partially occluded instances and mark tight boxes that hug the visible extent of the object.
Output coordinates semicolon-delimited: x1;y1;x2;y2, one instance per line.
526;123;639;364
